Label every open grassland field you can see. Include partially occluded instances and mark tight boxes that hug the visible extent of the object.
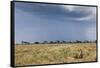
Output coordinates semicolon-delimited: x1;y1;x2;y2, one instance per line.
15;43;97;66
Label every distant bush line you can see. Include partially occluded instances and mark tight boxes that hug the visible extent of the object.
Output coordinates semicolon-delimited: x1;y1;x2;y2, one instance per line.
16;40;97;45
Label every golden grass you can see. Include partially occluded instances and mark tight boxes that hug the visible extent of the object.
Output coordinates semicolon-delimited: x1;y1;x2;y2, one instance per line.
15;43;97;66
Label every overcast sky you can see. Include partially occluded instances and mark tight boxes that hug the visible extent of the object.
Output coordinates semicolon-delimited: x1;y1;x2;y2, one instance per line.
15;2;96;43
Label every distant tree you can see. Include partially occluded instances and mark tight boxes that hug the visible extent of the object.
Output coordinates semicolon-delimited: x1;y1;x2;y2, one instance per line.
21;41;25;44
49;41;55;44
56;40;60;44
84;40;89;43
76;40;81;43
62;40;66;43
43;41;48;44
67;41;72;43
34;42;39;44
21;41;30;45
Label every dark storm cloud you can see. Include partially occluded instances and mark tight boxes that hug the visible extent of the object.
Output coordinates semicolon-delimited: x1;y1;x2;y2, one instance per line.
15;2;94;22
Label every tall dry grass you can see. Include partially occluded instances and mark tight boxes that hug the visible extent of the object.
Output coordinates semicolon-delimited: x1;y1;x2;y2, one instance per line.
15;43;97;66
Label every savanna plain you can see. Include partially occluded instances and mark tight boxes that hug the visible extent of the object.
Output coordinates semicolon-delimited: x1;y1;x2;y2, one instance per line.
15;43;97;66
